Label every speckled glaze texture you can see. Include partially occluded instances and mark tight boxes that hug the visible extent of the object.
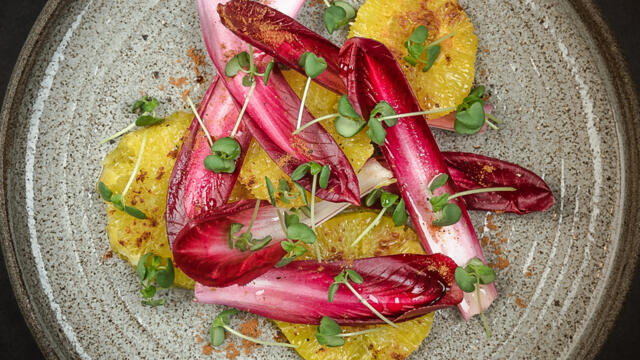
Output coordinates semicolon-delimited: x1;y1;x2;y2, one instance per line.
1;0;638;359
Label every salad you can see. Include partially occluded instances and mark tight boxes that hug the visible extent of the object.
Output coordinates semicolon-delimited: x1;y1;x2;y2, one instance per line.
97;0;554;358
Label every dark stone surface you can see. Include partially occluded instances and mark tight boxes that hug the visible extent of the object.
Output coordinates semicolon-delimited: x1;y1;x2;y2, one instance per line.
0;0;637;359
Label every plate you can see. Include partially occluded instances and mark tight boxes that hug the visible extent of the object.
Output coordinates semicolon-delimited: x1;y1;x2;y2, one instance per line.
1;0;639;359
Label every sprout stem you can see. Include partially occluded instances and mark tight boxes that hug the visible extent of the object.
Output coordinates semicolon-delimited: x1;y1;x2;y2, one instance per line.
343;281;398;328
292;113;339;135
187;96;213;147
476;279;490;337
310;173;322;262
222;325;298;348
323;0;331;7
277;210;287;235
448;187;516;201
485;119;500;131
429;31;458;47
122;130;148;199
351;207;387;248
231;81;256;137
100;122;136;144
245;199;261;235
377;107;457;122
296;77;313;130
338;328;383;337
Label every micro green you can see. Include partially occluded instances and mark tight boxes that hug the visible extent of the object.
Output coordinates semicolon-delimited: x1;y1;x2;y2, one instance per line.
403;25;457;72
454;258;497;337
228;200;272;252
323;1;356;34
289;161;331;262
328;269;398;328
276;221;316;267
136;252;174;306
427;173;515;227
296;52;327;130
454;86;502;135
101;96;164;144
97;131;148;219
315;316;382;347
293;95;364;137
210;308;298;348
351;190;402;247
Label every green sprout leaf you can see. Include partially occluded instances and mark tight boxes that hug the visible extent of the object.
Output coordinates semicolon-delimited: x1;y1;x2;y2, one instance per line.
422;45;441;72
225;52;250;77
210;325;226;347
294;182;309;206
334;116;366;138
345;269;364;284
135;115;164;127
327;283;340;303
454;100;486;135
291;163;311;181
263;60;275;85
211;137;241;160
429;193;450;212
131;96;159;114
366;117;386;145
142;298;165;307
214;309;239;327
370;101;397;127
432;203;462;227
286;223;316;244
392;199;408;226
140;285;156;299
275;255;295;268
324;1;356;34
98;182;113;201
265;177;277;206
315;317;345;347
204;154;236;174
365;189;382;207
284;213;300;227
299;52;327;79
249;236;272;251
124;206;146;219
309;162;322;176
454;267;477;292
380;191;399;209
408;25;429;43
110;193;124;211
242;74;255;87
338;95;361;119
136;253;153;282
319;165;331;189
156;259;175;288
429;173;449;193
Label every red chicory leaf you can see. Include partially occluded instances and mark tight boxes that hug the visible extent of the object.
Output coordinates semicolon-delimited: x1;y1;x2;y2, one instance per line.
173;159;393;287
442;152;554;214
338;37;495;320
195;254;463;325
218;0;345;94
197;0;360;205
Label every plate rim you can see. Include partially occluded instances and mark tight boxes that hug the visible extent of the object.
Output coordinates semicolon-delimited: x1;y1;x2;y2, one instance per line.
0;0;638;359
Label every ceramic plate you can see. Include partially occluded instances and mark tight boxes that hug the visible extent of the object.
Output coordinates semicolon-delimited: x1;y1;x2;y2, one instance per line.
1;0;639;359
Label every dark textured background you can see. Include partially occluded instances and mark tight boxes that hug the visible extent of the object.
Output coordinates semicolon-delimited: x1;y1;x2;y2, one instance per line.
0;0;638;359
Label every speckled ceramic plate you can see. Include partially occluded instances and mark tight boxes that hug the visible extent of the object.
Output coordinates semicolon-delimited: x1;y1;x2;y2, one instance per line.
1;0;639;359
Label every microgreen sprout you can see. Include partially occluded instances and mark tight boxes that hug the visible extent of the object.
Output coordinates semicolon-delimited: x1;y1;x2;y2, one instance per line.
206;46;275;174
290;161;331;262
328;269;399;328
296;52;327;130
210;308;298;348
403;25;457;72
428;173;515;227
315;316;382;347
136;252;174;306
97;131;148;219
323;1;357;34
228;200;273;251
454;86;501;135
292;95;364;136
276;215;316;267
101;96;164;144
454;258;497;337
351;190;406;247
